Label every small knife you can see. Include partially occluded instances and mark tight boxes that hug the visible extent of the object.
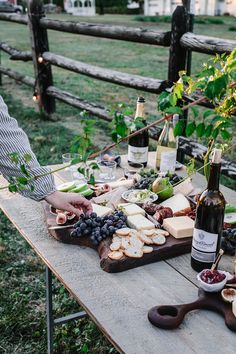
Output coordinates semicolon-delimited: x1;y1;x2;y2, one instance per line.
145;213;161;229
48;224;76;230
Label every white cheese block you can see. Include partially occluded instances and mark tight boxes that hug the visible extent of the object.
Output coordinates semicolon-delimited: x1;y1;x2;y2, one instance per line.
160;193;191;214
127;214;155;230
163;216;194;239
91;203;112;217
118;203;145;216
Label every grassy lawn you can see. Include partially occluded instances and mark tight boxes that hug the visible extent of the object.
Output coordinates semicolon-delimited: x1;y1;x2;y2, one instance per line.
0;13;236;353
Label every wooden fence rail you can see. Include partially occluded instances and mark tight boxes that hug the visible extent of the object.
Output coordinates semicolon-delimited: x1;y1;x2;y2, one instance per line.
0;1;236;179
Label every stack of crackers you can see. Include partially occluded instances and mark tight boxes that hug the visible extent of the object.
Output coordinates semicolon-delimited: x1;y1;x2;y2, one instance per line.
108;228;169;260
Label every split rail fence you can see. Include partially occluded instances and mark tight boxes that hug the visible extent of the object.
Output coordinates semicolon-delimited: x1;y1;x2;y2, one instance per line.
0;0;236;178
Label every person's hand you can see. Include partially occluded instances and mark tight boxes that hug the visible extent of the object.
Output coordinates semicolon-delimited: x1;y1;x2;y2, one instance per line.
45;191;93;217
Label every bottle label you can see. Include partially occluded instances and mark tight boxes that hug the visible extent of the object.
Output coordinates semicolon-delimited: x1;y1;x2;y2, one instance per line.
191;228;218;263
159;150;176;173
128;145;148;164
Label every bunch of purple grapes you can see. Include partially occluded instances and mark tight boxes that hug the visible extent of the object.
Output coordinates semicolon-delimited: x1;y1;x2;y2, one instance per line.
71;211;127;246
221;228;236;255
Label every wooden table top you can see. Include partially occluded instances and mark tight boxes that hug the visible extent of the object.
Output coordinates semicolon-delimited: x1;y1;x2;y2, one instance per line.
1;152;236;354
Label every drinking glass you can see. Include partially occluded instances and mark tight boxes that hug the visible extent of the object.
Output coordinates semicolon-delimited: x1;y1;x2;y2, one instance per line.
124;163;144;179
96;160;117;181
62;153;86;182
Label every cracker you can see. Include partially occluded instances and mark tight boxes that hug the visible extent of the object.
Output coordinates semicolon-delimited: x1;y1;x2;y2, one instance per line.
121;238;130;250
154;229;169;236
152;235;166;245
110;241;121;251
124;247;143;258
143;246;153;254
130;236;144;249
138;232;153;245
142;229;155;237
116;228;130;236
108;251;123;260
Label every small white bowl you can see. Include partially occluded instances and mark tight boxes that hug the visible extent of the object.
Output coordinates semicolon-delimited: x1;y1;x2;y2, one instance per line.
197;269;230;293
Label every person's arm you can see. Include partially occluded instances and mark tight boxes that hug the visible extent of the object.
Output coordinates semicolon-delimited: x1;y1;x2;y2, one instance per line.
0;96;92;216
0;95;56;201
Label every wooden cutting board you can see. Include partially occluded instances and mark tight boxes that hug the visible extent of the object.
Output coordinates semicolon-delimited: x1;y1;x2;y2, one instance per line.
148;288;236;332
44;203;192;273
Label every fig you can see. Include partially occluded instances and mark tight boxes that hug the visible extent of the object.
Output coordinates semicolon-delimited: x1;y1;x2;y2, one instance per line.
56;213;67;225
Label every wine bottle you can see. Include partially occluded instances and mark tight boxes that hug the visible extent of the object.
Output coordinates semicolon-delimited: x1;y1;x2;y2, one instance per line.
156;116;177;173
128;97;149;167
191;148;225;272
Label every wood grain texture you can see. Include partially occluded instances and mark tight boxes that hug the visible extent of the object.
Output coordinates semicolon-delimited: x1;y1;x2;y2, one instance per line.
181;32;236;55
1;154;236;354
43;52;168;94
40;18;171;47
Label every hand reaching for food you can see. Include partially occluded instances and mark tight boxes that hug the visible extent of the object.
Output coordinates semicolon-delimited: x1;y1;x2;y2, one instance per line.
45;191;93;217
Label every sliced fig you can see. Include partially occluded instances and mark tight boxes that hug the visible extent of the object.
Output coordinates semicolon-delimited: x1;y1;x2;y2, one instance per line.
56;213;67;225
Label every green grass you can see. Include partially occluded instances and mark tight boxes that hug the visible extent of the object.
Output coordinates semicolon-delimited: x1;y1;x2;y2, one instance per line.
0;13;236;353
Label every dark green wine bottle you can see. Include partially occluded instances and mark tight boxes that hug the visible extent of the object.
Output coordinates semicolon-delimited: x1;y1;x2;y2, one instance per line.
191;149;225;272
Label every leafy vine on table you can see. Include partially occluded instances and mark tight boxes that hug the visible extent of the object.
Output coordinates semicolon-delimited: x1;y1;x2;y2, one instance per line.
1;49;236;193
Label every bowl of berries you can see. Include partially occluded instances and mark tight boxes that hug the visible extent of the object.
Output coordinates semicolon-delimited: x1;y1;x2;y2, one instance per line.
197;269;229;292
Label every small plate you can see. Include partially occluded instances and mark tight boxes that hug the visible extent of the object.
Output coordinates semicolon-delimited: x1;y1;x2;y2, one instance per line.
122;189;158;205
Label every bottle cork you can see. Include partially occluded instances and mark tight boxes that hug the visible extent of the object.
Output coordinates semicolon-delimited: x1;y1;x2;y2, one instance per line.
212;148;222;164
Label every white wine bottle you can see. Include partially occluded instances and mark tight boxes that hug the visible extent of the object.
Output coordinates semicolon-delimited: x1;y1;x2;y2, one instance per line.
128;97;149;167
156;115;178;173
191;148;226;272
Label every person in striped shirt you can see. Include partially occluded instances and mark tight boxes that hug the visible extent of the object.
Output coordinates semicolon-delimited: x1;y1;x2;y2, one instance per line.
0;95;92;216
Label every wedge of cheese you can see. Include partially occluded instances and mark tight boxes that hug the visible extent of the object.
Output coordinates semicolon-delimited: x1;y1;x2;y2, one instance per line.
163;216;194;239
160;193;191;214
107;179;134;189
92;203;112;217
118;203;145;216
127;214;155;230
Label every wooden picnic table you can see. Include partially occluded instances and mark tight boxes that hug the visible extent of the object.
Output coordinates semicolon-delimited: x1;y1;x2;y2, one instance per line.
0;152;236;354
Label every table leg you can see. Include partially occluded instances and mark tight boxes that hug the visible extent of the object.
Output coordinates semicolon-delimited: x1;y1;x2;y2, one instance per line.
46;266;54;354
45;266;88;354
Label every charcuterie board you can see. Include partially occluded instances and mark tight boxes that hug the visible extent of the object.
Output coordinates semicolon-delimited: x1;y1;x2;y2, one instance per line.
44;203;192;273
148;288;236;332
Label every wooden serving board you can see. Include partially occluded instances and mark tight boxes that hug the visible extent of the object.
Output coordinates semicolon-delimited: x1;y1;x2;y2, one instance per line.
148;288;236;332
44;203;192;273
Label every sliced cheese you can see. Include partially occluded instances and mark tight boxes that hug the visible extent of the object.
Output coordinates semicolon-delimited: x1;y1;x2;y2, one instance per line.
163;216;194;239
127;214;155;230
91;203;112;217
160;193;190;214
118;203;145;216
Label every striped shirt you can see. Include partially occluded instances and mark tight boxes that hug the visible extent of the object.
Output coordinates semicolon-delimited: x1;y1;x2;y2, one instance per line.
0;95;56;201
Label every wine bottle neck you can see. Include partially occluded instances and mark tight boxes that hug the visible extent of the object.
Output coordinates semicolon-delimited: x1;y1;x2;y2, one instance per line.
207;163;221;190
134;102;145;120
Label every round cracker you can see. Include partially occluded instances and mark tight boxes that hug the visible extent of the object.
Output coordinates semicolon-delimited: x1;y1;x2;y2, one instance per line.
142;229;155;237
108;251;123;260
120;238;130;250
110;241;121;251
154;229;169;236
143;246;153;254
130;236;144;249
138;232;153;245
124;247;143;259
112;236;121;243
116;228;130;236
152;235;166;245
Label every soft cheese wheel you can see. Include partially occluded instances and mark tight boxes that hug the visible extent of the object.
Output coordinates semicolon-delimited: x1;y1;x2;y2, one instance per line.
163;216;194;239
160;193;190;214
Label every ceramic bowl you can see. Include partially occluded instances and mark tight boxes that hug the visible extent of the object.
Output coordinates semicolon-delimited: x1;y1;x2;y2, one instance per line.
197;269;230;293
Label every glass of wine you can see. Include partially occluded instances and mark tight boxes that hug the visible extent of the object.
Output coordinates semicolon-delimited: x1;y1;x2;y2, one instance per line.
124;163;144;179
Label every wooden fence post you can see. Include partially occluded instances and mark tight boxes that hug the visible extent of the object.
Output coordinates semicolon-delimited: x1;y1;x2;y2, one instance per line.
28;0;55;115
168;5;189;82
168;5;190;163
